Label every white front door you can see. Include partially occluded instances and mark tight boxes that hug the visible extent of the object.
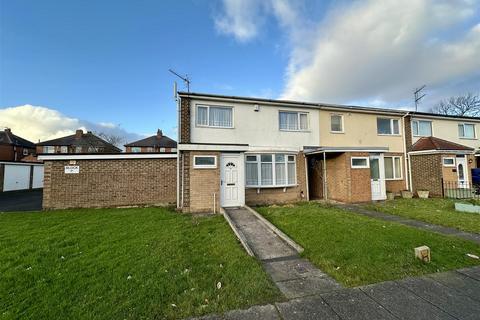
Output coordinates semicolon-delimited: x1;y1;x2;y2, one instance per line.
456;156;468;188
220;153;245;207
370;154;386;201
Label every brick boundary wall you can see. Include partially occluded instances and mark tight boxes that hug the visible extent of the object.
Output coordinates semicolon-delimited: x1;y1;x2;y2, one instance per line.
43;158;176;209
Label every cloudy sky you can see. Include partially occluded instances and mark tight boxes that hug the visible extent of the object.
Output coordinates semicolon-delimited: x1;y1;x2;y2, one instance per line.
1;0;479;142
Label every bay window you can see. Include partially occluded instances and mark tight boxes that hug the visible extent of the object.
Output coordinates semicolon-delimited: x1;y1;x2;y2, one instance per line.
279;111;308;131
412;120;432;136
246;154;296;187
196;105;233;128
384;156;402;180
377;118;399;135
458;123;476;139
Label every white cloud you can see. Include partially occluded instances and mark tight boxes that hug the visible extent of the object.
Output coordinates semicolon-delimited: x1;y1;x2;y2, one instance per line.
0;104;143;146
215;0;480;109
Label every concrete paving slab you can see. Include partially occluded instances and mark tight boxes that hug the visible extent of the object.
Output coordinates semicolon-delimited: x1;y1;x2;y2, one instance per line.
224;304;280;320
262;258;327;282
275;276;341;299
276;296;340;320
398;276;480;320
429;271;480;302
457;265;480;281
321;288;396;320
361;280;455;320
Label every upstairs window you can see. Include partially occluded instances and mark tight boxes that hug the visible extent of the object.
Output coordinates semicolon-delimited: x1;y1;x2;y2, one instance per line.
458;123;476;139
60;146;68;153
43;146;55;154
131;147;141;153
412;120;432;136
279;111;308;131
146;147;153;152
246;154;296;187
330;114;344;133
23;149;29;156
377;118;399;135
196;105;233;128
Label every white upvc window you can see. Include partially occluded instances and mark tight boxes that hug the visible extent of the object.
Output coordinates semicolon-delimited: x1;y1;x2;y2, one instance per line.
146;147;153;152
458;123;476;139
330;114;344;133
377;118;400;135
279;111;308;131
193;155;217;169
43;146;55;154
412;120;432;137
160;147;166;152
75;146;82;153
351;157;369;168
442;157;455;167
196;105;233;128
245;154;296;187
60;146;68;153
171;148;177;152
384;156;402;180
131;147;141;153
23;149;29;156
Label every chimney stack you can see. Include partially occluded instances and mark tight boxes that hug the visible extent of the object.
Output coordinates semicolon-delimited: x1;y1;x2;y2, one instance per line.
157;129;163;138
4;128;11;133
75;129;83;139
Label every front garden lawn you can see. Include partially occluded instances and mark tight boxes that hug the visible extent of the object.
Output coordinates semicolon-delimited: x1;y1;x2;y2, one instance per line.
0;207;280;320
257;202;480;287
364;198;480;234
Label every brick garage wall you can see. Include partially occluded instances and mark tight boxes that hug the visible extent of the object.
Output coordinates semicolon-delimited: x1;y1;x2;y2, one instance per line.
182;151;220;213
410;154;443;196
43;158;176;209
0;145;14;161
385;152;407;194
245;152;307;206
325;152;371;203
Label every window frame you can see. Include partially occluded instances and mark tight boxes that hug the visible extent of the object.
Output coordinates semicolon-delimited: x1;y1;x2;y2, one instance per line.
412;119;433;137
330;114;344;133
245;153;297;188
22;149;29;156
442;157;456;167
43;146;55;154
131;147;141;153
279;111;309;132
384;156;403;180
193;155;217;169
377;118;400;136
351;157;370;169
458;123;476;139
195;104;234;129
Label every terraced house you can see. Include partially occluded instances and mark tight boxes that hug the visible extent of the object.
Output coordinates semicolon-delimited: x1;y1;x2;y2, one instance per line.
177;92;480;213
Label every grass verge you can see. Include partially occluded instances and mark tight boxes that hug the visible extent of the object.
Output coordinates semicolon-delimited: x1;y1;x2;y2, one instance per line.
0;207;280;319
364;198;480;234
257;202;480;287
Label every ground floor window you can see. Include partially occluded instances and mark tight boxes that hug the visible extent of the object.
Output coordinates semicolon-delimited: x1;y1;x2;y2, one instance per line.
246;153;296;187
384;156;402;179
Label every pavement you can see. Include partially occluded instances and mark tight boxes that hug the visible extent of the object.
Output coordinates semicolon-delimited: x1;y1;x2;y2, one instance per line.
224;207;341;299
0;189;43;212
189;266;480;320
339;204;480;245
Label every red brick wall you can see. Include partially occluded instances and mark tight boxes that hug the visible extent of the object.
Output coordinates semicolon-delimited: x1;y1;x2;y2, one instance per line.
410;154;443;196
180;97;191;144
43;158;177;209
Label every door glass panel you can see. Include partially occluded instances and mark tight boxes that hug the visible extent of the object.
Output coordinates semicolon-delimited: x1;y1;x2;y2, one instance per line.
370;158;380;180
458;163;464;180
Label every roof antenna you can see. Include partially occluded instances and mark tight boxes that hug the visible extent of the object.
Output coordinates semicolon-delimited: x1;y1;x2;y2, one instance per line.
169;69;190;93
414;85;426;112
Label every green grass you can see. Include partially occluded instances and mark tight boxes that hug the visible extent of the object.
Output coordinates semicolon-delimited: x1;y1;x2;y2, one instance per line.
0;207;280;320
257;202;480;287
364;198;480;234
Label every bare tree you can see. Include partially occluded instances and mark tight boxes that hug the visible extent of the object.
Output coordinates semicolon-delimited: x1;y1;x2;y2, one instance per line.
430;92;480;117
95;132;126;148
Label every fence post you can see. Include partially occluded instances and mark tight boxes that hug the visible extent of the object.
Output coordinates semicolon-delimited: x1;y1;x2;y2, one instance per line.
441;178;444;198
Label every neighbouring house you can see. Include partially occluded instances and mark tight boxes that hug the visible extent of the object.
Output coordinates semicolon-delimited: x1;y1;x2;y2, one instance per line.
124;129;177;153
0;128;36;162
39;91;480;211
36;129;122;154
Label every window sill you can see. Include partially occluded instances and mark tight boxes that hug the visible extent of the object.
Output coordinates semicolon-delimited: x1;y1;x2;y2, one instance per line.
377;134;401;137
246;184;297;189
279;129;310;133
330;131;344;134
459;137;477;140
385;178;403;181
196;125;234;129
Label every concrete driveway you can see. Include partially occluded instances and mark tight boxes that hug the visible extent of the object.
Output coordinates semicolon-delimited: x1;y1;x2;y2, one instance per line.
0;189;42;212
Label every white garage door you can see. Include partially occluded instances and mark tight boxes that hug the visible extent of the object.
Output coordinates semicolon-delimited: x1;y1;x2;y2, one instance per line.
3;165;30;191
32;165;44;189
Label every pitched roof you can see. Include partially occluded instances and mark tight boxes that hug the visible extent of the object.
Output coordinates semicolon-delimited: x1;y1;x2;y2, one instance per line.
124;130;177;148
411;136;474;152
37;130;121;152
0;129;35;148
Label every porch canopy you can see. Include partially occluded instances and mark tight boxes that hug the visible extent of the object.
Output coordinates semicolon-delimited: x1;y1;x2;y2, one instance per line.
409;136;474;155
